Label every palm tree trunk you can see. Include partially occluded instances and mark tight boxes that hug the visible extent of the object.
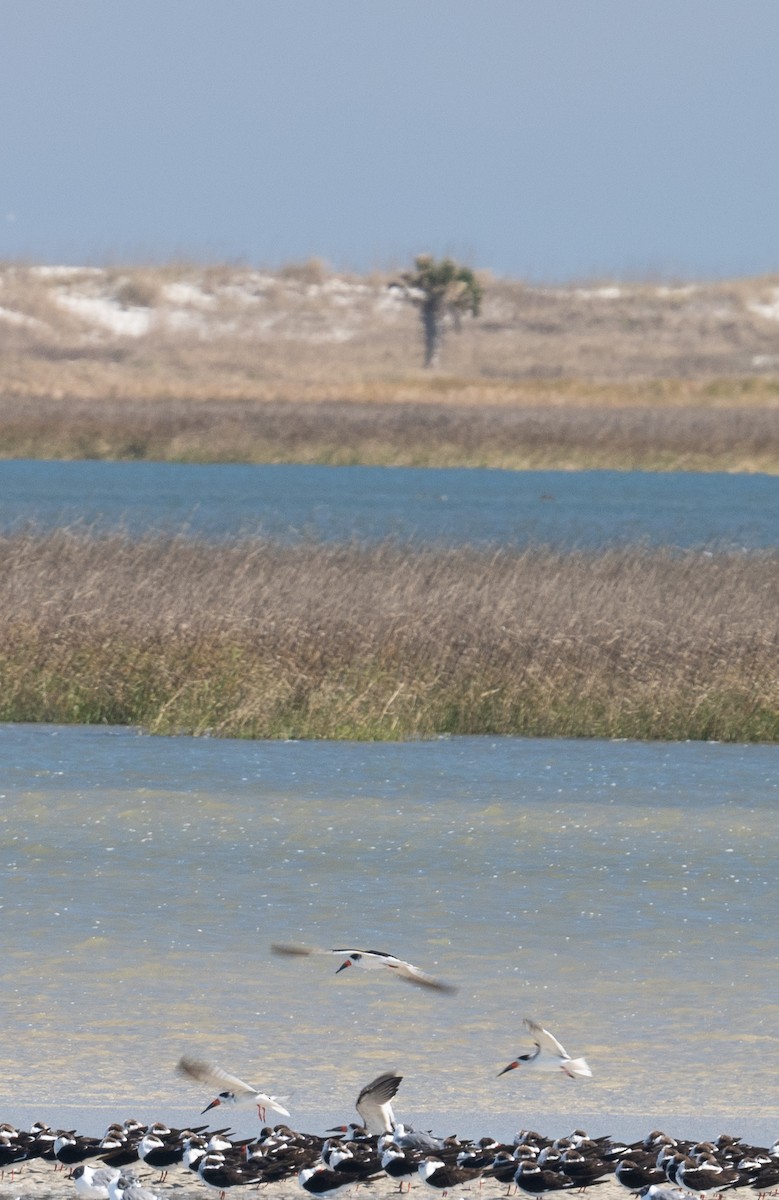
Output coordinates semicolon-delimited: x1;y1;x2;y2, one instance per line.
422;302;442;368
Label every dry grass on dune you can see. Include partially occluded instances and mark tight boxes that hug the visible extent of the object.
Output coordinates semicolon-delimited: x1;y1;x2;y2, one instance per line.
3;262;779;469
1;530;776;741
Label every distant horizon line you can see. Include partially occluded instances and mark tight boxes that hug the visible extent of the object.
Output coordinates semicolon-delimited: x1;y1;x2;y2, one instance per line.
4;254;778;289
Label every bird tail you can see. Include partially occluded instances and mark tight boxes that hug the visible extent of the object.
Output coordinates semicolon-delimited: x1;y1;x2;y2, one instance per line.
565;1057;592;1078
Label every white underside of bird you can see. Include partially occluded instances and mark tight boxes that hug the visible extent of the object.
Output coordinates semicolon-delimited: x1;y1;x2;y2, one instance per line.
499;1018;592;1079
354;1070;402;1135
72;1165;122;1200
176;1056;290;1120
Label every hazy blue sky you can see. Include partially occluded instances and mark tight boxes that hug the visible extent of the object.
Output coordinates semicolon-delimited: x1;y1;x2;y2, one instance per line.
2;1;778;281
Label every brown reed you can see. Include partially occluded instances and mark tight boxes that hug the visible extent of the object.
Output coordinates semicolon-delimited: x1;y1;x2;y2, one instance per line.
1;530;776;741
2;263;779;469
1;393;779;471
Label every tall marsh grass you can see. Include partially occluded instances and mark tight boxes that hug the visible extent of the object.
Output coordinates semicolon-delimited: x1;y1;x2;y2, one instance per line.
2;530;776;741
1;394;777;470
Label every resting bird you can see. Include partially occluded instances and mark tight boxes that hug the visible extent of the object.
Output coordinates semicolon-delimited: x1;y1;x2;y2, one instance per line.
271;943;457;993
498;1019;592;1079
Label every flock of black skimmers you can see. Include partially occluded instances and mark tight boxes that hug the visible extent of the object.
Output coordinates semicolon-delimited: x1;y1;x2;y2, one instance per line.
3;1086;779;1200
4;949;775;1200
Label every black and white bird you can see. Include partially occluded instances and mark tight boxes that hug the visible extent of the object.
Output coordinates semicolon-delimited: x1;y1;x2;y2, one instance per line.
320;1139;382;1183
271;943;457;993
325;1072;403;1138
54;1131;104;1169
674;1155;742;1195
355;1071;403;1135
176;1056;291;1123
418;1155;485;1195
71;1164;122;1200
299;1161;380;1197
381;1142;423;1191
499;1019;592;1080
197;1151;265;1196
513;1161;579;1197
137;1130;186;1182
615;1157;667;1193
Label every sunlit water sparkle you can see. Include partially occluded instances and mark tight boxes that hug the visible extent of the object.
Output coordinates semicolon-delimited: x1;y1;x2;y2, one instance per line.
1;724;777;1145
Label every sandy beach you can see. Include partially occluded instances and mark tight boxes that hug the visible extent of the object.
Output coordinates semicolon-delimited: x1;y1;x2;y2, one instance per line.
0;1157;644;1200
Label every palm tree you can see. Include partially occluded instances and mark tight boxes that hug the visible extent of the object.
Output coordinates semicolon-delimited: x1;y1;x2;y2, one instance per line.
392;254;483;368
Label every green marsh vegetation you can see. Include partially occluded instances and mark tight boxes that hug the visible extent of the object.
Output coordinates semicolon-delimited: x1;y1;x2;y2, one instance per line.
1;262;777;744
2;530;776;742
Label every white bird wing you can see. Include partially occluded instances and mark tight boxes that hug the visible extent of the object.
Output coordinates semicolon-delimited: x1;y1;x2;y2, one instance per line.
254;1093;291;1117
177;1056;291;1115
355;1071;402;1134
271;942;373;961
176;1056;257;1100
271;943;457;993
383;956;458;993
523;1018;570;1058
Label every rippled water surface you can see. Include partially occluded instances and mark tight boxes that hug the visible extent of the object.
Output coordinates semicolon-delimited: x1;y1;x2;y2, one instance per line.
2;725;777;1144
2;460;778;548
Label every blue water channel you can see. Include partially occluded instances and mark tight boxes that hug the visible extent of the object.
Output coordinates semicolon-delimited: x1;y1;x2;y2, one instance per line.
1;460;777;548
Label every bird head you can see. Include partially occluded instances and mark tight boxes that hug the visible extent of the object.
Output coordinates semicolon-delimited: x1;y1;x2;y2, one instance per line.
201;1090;234;1114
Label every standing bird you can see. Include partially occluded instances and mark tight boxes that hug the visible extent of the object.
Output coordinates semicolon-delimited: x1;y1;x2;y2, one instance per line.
513;1160;595;1197
418;1156;485;1196
271;943;457;994
299;1160;381;1198
499;1019;592;1080
356;1071;402;1135
381;1142;423;1192
176;1056;291;1123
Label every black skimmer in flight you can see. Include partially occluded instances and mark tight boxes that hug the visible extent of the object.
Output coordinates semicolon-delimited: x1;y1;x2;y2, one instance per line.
176;1055;291;1122
271;943;457;993
498;1019;592;1080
